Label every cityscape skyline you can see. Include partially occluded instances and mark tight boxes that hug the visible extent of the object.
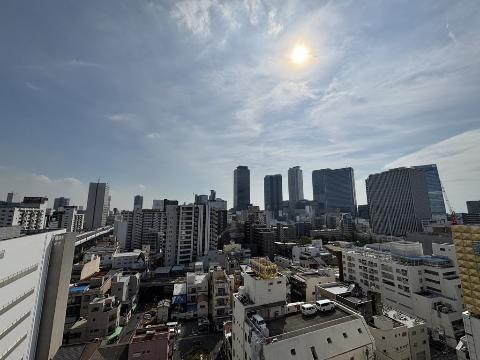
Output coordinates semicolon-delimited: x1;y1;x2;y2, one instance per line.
0;1;479;212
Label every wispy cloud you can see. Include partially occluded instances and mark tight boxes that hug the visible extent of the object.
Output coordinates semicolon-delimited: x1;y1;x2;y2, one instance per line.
25;81;40;91
108;113;137;124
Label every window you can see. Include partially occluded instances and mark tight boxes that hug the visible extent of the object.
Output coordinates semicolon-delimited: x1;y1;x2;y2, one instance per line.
291;349;296;356
311;346;318;360
343;332;348;338
327;338;332;344
358;328;362;334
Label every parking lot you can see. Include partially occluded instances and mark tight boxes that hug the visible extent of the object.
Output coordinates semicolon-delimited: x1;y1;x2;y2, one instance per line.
171;320;223;360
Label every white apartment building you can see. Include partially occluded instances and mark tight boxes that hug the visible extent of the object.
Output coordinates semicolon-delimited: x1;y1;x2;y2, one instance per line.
0;229;75;360
232;258;375;360
370;308;430;360
0;197;48;230
342;242;463;347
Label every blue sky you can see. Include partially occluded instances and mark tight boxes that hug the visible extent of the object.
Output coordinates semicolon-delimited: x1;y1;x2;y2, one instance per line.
0;0;479;211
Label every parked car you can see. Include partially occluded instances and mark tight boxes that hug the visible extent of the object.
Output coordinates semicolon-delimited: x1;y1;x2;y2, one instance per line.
301;303;317;316
251;314;267;329
315;299;335;312
198;316;210;331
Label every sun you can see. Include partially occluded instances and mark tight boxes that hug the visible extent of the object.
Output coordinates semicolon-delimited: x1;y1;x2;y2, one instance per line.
290;44;310;65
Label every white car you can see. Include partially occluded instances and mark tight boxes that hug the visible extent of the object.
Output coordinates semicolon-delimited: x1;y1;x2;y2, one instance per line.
315;299;335;312
301;303;317;316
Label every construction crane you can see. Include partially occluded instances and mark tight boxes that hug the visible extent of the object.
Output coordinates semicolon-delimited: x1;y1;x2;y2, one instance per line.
441;182;457;225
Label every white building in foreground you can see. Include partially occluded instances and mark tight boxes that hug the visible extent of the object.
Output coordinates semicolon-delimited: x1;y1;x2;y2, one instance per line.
342;242;463;347
232;258;375;360
0;229;75;360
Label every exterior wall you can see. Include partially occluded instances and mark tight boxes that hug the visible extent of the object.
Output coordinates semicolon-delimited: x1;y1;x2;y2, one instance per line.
35;233;75;360
366;168;432;236
463;311;480;360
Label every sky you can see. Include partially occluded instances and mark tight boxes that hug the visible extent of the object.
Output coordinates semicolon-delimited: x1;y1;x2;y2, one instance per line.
0;0;479;212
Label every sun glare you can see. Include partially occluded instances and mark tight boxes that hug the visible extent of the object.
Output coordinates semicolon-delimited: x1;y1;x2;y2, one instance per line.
290;44;310;65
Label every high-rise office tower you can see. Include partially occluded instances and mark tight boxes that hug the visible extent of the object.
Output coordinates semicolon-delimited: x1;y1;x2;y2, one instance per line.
288;166;304;208
312;167;357;214
264;174;283;216
412;164;446;215
467;201;480;214
53;197;70;210
233;166;250;211
133;194;143;210
366;168;432;236
84;182;110;230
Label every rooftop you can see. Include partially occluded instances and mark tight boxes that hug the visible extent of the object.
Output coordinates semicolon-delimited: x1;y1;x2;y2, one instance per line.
250;306;356;343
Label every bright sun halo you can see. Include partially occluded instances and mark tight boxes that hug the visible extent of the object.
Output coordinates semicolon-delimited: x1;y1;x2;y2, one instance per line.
290;45;310;65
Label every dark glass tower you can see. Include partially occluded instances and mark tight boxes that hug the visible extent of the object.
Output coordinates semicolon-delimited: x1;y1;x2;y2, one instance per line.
264;174;283;217
234;166;250;211
312;167;357;214
412;164;446;215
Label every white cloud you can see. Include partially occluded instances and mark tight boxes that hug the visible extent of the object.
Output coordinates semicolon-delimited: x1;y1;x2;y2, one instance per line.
139;184;146;190
108;113;137;124
25;81;40;91
387;129;480;212
146;132;161;139
0;170;87;208
267;9;283;37
170;0;215;36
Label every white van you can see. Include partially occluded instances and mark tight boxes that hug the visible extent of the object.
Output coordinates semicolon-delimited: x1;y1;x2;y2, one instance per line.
287;302;305;314
252;314;266;329
315;299;335;312
301;303;317;316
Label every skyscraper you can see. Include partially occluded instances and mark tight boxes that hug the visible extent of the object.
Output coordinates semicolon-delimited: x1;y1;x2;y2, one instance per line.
53;196;70;210
233;166;250;211
312;167;357;214
412;164;446;215
366;168;432;236
467;201;480;214
85;182;110;230
264;174;283;216
288;166;304;208
133;194;143;210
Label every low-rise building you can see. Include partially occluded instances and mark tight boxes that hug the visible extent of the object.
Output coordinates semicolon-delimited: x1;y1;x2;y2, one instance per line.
128;324;170;360
112;250;147;270
232;258;375;360
289;268;336;302
209;266;231;330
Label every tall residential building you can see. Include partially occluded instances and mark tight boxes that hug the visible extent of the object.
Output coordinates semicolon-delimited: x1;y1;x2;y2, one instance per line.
49;206;84;232
0;196;48;230
288;166;304;208
177;204;207;264
467;201;480;214
0;229;75;359
231;258;375;360
133;195;143;210
84;182;110;230
264;174;283;216
233;166;250;211
453;225;480;360
53;197;70;210
342;242;463;347
312;167;357;214
413;164;446;215
366;168;432;236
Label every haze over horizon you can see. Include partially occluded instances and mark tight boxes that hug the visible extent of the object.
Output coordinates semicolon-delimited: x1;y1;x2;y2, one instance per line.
1;0;479;211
